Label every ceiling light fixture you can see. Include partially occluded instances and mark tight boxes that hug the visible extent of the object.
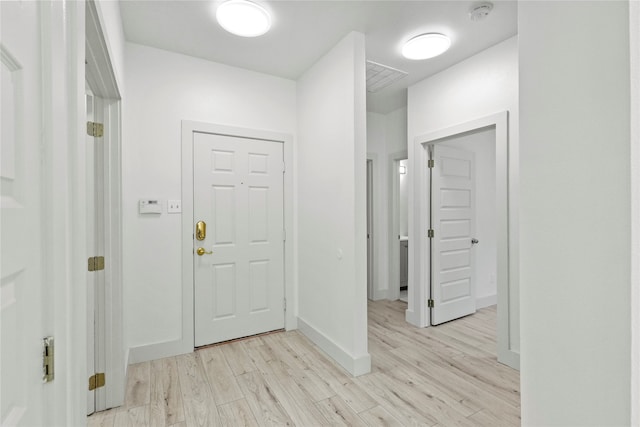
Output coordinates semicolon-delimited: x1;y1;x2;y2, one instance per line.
402;33;451;60
216;0;271;37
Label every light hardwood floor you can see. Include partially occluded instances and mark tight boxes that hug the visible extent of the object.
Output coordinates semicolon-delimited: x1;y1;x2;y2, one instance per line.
88;300;520;426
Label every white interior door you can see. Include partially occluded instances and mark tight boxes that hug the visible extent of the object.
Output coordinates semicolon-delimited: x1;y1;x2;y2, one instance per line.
1;1;46;425
430;144;477;325
193;132;285;346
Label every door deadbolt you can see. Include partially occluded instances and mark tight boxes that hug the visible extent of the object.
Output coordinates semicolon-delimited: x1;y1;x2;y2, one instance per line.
196;221;206;241
471;238;479;245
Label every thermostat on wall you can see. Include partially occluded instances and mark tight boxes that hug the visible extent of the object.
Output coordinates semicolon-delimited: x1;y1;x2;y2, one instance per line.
139;199;162;214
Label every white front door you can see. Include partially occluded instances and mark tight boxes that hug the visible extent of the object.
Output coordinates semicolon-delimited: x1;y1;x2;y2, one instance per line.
1;1;46;425
430;144;477;325
193;132;285;346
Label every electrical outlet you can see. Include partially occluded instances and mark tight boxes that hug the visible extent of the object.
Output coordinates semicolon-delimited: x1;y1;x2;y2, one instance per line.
168;199;182;214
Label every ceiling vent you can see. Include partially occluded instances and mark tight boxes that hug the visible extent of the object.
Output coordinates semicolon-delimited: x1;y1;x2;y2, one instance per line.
366;60;408;93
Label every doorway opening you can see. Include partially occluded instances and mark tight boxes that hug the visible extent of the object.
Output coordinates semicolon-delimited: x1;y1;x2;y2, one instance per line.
85;0;125;412
366;159;374;300
388;150;408;303
411;112;518;369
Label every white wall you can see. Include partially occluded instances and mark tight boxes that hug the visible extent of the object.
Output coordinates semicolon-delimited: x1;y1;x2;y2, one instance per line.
519;2;631;425
408;36;519;355
398;159;408;237
439;128;497;308
123;43;296;360
385;107;408;155
297;32;370;376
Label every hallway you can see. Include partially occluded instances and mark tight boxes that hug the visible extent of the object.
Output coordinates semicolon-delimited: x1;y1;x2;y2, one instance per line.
88;300;519;426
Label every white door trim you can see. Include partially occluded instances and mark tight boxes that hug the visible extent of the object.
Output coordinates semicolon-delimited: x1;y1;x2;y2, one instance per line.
365;156;375;300
411;111;519;369
85;0;125;410
181;121;295;353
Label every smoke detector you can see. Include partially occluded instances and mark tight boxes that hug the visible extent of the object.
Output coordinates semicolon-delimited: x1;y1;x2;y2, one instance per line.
469;2;493;21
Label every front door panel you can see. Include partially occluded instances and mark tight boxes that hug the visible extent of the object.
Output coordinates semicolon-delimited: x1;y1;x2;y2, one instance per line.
193;133;284;346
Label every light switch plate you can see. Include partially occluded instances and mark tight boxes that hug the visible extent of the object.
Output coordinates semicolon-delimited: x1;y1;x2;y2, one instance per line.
168;199;182;214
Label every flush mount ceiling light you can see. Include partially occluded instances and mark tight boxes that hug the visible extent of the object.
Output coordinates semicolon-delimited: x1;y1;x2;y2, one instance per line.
402;33;451;60
216;0;271;37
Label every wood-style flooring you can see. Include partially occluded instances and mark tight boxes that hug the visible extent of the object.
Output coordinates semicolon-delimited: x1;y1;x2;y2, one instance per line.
88;300;520;426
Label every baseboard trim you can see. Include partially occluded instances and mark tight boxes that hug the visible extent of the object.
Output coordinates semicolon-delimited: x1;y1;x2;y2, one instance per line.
128;338;192;365
372;288;388;301
297;317;371;377
476;294;498;309
499;347;520;370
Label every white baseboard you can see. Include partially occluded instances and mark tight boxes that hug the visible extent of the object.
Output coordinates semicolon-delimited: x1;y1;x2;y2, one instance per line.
297;317;371;377
372;288;388;301
476;294;498;309
128;338;192;365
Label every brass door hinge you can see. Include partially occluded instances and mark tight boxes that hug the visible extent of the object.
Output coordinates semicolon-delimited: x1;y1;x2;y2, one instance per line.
428;299;435;308
427;229;434;238
43;337;54;383
428;159;435;168
88;256;105;272
87;121;104;137
88;373;105;391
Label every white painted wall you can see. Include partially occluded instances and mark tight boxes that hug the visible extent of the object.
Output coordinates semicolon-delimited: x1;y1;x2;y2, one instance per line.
385;107;408;155
439;128;497;308
94;0;126;94
519;2;631;425
123;43;296;359
408;37;519;356
296;32;370;376
398;159;408;237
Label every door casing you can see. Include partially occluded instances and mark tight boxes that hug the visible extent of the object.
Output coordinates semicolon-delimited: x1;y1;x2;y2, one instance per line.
85;0;125;410
411;111;519;369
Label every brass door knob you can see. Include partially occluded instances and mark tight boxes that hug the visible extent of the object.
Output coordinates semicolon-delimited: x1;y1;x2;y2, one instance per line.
196;247;213;256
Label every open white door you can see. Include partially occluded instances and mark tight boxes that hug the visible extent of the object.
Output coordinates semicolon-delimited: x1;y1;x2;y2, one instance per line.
1;2;46;425
193;132;285;346
429;144;477;325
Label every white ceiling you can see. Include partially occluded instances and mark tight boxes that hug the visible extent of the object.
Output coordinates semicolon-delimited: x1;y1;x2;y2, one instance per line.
119;0;517;114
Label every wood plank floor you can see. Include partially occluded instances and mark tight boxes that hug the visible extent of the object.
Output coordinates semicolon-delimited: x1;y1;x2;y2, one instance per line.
88;300;520;426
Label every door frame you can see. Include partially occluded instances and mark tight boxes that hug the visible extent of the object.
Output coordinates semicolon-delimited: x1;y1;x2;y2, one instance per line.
388;150;408;302
181;121;295;352
85;0;125;410
411;111;519;369
366;158;374;300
